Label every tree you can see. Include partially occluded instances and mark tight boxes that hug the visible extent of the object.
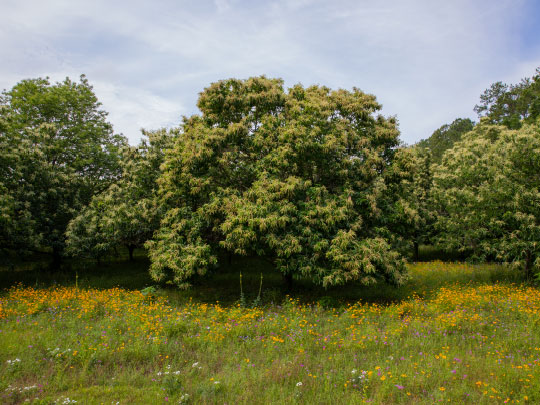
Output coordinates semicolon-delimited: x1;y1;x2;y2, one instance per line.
0;76;125;265
382;146;435;260
474;67;540;129
416;118;475;163
146;76;408;289
105;129;175;260
433;120;540;278
66;129;175;262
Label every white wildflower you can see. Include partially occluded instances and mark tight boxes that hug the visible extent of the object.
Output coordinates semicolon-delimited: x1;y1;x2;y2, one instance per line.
178;393;190;404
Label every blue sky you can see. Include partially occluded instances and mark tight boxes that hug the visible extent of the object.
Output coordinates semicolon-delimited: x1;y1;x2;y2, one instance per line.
2;0;539;145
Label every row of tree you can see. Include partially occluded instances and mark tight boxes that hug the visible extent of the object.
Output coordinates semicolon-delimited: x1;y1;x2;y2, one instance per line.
1;68;539;287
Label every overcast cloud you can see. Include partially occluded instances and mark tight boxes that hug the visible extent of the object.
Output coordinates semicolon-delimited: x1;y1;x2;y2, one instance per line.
2;0;539;144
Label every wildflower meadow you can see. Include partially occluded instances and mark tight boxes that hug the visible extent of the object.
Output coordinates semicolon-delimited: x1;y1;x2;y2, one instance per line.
1;262;538;404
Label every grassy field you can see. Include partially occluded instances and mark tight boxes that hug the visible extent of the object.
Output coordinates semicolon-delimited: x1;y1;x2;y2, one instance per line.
0;261;537;404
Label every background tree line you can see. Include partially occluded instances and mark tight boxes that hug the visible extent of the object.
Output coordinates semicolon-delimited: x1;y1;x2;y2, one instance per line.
1;68;539;287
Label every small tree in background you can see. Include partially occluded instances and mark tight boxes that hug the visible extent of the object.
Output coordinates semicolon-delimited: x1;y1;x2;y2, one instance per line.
382;147;436;261
66;129;175;262
416;118;475;163
147;76;408;289
434;121;540;278
474;67;540;129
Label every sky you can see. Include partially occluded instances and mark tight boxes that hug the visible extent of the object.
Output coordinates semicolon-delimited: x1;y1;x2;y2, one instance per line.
2;0;540;145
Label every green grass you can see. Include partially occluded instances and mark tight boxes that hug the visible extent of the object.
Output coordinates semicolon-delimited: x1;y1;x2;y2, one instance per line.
0;251;521;306
0;259;535;404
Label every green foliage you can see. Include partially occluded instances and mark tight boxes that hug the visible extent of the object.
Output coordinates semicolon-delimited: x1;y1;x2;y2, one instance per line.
147;76;408;288
63;198;112;262
434;121;540;277
66;128;175;261
416;118;475;163
0;183;37;255
0;76;125;258
474;67;540;129
383;147;436;259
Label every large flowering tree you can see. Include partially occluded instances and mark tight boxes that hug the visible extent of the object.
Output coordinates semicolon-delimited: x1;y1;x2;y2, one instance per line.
147;77;408;288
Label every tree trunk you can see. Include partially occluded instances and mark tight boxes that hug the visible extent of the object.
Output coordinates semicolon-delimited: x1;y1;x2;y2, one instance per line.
525;250;532;280
128;245;135;261
50;246;62;271
283;273;293;291
413;241;419;262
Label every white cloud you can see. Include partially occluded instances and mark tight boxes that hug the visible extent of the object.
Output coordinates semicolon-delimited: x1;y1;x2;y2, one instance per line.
91;81;184;142
214;0;231;13
1;0;539;144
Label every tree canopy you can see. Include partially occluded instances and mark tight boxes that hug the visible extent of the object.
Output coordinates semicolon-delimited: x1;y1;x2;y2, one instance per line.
146;76;408;289
416;118;475;163
4;69;540;284
474;67;540;129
